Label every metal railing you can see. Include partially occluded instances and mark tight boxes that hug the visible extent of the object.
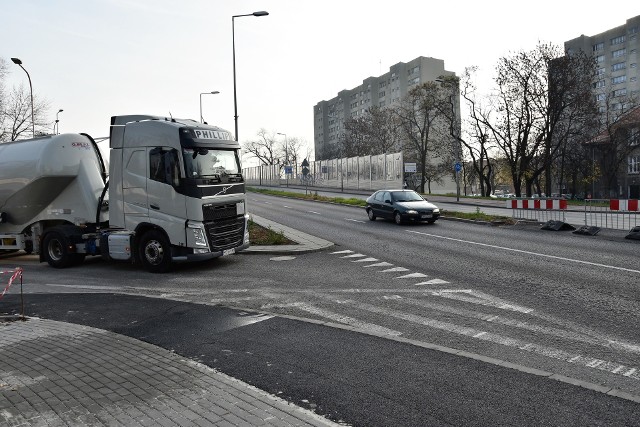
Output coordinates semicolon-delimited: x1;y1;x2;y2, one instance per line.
583;199;640;231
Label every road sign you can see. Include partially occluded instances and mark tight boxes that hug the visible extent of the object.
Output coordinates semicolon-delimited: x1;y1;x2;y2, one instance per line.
454;162;462;173
404;163;417;173
284;166;293;175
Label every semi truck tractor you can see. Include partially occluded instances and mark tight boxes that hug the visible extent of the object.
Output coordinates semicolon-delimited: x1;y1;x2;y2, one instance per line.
0;114;249;272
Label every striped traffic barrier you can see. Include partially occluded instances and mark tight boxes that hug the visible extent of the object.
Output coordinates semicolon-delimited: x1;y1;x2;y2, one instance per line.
609;199;640;212
0;267;23;301
506;199;568;210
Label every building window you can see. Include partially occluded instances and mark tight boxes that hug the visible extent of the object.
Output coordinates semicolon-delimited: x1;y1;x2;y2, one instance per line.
631;77;638;83
597;67;606;75
612;88;627;97
632;63;638;68
594;79;605;88
595;93;606;101
379;90;386;97
593;42;604;51
611;35;626;45
630;128;639;146
628;155;640;174
379;101;385;107
629;26;638;34
612;48;626;58
612;62;626;72
596;55;605;63
612;75;627;85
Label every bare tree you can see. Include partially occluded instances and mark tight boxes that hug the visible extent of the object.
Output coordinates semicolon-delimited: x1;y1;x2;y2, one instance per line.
2;83;50;141
395;82;451;193
242;129;280;166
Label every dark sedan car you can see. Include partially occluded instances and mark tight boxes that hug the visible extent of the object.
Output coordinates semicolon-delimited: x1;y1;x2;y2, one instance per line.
365;189;440;225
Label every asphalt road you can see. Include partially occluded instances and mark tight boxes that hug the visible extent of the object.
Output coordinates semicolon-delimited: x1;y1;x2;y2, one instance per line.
2;191;640;424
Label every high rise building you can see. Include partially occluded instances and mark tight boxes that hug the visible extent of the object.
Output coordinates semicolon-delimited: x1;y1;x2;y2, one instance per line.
313;56;457;160
565;15;640;112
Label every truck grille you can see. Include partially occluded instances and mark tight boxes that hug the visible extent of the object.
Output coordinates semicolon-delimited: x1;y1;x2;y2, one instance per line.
204;216;245;250
203;203;237;221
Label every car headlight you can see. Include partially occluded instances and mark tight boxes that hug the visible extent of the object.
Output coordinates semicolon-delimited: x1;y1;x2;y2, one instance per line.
406;210;418;214
187;223;208;247
433;208;440;213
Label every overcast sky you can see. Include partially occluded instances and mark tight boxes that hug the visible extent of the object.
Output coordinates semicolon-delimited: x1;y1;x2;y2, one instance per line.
2;0;639;162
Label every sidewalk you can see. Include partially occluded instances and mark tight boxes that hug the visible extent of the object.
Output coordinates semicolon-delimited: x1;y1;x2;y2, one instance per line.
0;317;341;427
0;224;340;426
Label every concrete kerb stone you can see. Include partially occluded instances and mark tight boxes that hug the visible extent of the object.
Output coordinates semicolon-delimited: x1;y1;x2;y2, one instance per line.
245;214;334;254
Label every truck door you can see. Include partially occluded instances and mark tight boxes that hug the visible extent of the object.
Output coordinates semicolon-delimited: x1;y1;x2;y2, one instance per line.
146;147;187;246
121;148;149;226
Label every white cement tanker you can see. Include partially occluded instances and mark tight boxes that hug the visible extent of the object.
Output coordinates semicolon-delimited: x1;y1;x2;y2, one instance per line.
0;115;249;272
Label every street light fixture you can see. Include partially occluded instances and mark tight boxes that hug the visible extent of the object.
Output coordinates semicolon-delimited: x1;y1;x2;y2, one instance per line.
232;10;269;141
11;58;35;138
54;109;63;134
199;91;220;123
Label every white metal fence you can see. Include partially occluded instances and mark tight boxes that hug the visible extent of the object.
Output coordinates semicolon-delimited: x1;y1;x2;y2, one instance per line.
243;152;404;190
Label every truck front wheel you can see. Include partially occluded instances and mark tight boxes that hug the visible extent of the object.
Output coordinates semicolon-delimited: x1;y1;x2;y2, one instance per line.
138;230;172;273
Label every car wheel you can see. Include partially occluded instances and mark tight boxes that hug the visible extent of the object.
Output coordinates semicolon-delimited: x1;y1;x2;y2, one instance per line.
138;230;172;273
367;209;376;221
394;212;403;225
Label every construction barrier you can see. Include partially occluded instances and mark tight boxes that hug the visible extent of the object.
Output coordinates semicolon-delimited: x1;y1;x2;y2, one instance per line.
585;199;640;231
0;267;23;301
507;199;568;223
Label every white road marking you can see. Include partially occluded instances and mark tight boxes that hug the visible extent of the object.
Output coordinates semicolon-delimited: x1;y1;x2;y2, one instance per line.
351;258;379;263
407;230;640;274
396;273;429;279
431;289;534;314
331;250;354;254
283;205;291;208
380;267;410;273
345;218;366;223
270;256;297;261
307;211;322;215
340;254;367;258
363;262;394;268
414;279;449;285
315;296;640;380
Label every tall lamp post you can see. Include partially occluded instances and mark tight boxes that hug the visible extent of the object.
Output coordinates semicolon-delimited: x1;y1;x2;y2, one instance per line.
54;109;63;134
11;58;35;138
200;91;220;123
277;132;289;186
232;10;268;141
436;77;461;202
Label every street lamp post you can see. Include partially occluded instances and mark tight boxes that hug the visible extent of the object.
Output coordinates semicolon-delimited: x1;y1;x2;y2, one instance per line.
200;91;220;123
436;77;461;202
232;10;268;142
11;58;35;138
54;109;63;134
277;132;289;187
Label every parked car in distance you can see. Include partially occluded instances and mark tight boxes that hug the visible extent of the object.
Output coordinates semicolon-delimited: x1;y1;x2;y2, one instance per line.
365;189;440;225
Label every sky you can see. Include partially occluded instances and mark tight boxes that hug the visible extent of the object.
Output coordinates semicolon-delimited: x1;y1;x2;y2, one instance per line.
1;0;639;164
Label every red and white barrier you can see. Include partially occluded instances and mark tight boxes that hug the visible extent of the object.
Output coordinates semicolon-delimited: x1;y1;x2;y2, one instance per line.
0;267;23;300
507;199;568;210
609;199;640;212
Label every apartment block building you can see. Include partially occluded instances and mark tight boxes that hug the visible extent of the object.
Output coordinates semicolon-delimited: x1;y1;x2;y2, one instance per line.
565;15;640;112
313;56;457;160
565;15;640;198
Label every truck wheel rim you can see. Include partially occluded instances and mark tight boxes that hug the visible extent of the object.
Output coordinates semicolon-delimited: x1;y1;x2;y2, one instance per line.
144;240;164;265
48;239;64;261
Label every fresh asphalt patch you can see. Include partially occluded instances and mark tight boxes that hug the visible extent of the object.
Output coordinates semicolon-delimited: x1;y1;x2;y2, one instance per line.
2;293;639;426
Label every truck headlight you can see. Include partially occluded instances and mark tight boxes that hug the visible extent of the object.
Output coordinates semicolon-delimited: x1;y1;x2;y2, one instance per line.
187;223;208;247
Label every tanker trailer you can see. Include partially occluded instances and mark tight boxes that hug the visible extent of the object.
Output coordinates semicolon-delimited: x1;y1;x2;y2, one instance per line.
0;133;107;264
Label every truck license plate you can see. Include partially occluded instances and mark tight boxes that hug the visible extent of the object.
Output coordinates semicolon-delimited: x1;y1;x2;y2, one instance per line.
223;248;235;256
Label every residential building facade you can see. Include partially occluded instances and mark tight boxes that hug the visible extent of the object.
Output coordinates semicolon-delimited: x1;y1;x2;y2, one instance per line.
565;15;640;198
313;56;457;161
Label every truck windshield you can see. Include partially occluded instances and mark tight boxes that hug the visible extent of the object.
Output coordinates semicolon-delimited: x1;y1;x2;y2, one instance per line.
182;148;240;178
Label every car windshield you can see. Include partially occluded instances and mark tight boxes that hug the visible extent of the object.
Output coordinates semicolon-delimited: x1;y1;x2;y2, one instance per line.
391;191;423;202
182;148;240;178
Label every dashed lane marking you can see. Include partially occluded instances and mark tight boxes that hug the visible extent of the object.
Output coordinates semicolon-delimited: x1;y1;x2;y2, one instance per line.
396;273;429;279
363;262;394;268
351;258;379;263
380;267;410;273
345;218;366;223
340;254;367;259
331;250;354;254
414;279;449;285
308;211;322;215
431;289;534;314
